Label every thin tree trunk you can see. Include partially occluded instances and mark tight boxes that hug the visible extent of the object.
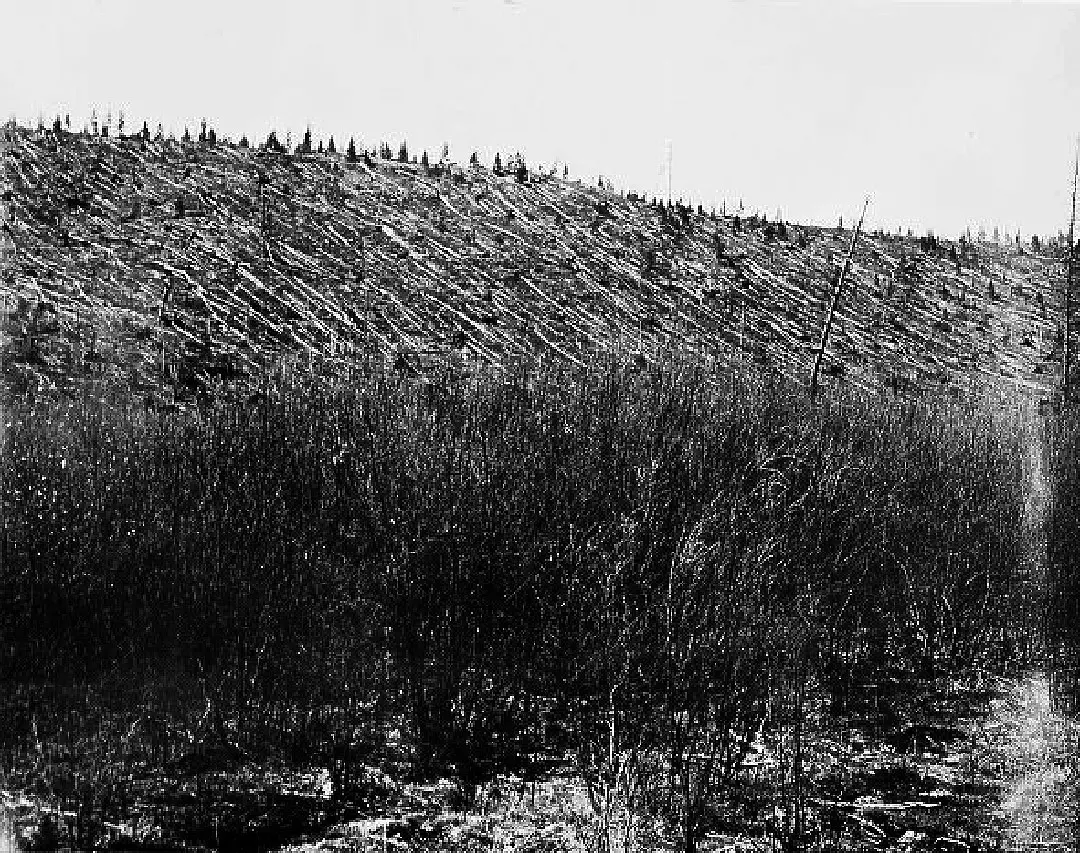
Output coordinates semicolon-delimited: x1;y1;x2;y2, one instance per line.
810;198;869;401
1065;138;1078;404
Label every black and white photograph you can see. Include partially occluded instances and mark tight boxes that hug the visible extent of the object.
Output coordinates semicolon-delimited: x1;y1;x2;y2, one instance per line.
2;1;1080;850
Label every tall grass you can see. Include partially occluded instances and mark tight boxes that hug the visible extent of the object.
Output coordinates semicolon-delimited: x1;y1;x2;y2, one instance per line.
0;354;1030;846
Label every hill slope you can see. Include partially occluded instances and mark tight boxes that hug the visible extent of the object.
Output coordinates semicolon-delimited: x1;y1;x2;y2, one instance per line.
0;123;1069;399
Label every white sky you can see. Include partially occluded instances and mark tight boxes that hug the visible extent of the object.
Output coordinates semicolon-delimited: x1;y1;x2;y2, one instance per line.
2;0;1079;237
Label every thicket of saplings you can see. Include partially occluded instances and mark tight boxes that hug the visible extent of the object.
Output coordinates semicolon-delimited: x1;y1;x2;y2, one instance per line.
0;354;1031;850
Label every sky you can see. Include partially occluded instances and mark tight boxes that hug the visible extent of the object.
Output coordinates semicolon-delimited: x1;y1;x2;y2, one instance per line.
2;0;1079;238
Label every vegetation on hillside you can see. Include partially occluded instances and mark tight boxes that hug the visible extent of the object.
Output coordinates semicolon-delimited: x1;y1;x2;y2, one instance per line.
0;352;1036;850
0;120;1070;406
3;116;1079;850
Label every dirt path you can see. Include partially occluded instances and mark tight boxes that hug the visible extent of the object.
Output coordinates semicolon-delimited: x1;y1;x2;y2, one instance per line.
975;673;1080;850
979;398;1080;849
0;796;15;853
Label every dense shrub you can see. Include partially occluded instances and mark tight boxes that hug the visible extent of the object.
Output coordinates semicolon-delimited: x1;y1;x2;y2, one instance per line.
0;355;1030;842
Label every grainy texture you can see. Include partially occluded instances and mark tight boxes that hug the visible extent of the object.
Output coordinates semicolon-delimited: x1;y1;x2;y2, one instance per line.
2;121;1080;852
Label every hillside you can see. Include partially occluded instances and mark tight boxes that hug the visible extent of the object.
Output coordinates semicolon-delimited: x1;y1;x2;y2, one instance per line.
8;120;1080;853
0;121;1069;401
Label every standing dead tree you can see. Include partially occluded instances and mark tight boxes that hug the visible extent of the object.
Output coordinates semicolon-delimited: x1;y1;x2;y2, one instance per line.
1064;138;1078;404
809;198;869;401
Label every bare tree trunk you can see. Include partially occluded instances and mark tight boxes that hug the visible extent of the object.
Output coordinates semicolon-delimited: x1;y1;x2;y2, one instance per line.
810;198;869;401
1065;139;1078;404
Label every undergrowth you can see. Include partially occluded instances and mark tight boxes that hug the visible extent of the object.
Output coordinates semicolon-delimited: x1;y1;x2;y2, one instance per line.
0;353;1032;850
